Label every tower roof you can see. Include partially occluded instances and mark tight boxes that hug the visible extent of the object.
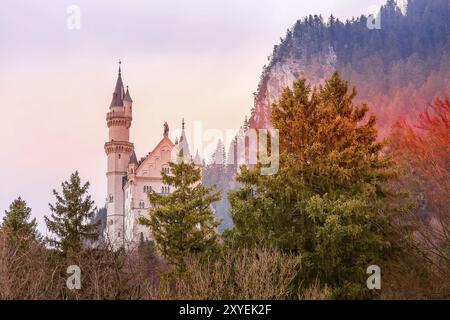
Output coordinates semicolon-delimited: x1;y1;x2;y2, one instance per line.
124;86;133;103
194;149;202;165
129;150;138;165
177;118;191;159
110;61;125;108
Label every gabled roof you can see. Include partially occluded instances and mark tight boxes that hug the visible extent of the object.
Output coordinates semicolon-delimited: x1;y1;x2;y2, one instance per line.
136;135;175;169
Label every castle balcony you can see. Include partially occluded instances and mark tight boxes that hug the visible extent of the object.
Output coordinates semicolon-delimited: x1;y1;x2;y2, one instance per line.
104;141;134;155
106;110;132;128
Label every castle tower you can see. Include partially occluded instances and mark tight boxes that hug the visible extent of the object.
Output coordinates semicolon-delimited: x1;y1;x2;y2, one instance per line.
104;61;134;249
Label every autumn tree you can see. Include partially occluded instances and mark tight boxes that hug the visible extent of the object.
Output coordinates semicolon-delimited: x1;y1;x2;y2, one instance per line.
45;171;99;254
139;155;221;273
228;72;407;298
391;97;450;270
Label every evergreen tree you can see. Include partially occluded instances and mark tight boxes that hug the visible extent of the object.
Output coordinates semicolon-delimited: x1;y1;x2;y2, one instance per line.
1;197;40;244
228;73;407;298
210;139;226;166
243;116;249;132
45;171;98;254
139;155;221;272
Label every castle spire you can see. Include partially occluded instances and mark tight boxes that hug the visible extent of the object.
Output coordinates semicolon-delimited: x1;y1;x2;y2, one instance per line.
129;150;138;165
124;85;133;103
110;60;125;108
178;118;190;158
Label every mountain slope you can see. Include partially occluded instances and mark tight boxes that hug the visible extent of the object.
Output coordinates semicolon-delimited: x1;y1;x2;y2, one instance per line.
250;0;450;135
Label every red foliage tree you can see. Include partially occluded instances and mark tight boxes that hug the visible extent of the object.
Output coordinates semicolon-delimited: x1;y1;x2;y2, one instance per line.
392;97;450;268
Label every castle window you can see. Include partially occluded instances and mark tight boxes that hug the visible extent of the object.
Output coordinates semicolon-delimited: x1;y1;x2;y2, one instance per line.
119;154;121;159
118;232;121;237
161;186;169;194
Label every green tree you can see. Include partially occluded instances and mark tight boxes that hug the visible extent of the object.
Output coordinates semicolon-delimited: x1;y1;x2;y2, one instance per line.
45;171;99;254
228;72;407;298
1;197;40;244
139;156;221;272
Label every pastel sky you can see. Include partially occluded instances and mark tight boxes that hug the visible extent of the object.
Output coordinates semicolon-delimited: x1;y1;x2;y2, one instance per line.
0;0;386;234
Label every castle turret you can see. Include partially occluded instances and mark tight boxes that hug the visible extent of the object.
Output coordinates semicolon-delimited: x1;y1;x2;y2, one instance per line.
127;150;138;182
104;61;134;249
123;85;133;117
177;118;191;161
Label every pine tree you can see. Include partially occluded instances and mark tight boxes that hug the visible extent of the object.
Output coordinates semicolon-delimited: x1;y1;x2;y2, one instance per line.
139;155;221;272
228;72;406;298
243;116;249;132
45;171;99;254
210;139;226;166
1;197;40;244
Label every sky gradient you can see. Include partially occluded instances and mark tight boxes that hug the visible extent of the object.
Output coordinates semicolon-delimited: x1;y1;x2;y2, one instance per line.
0;0;386;234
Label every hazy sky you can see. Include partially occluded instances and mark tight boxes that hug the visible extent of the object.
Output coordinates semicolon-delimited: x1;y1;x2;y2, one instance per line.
0;0;386;234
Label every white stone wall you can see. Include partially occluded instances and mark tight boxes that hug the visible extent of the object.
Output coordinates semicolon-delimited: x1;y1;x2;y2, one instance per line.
122;137;175;249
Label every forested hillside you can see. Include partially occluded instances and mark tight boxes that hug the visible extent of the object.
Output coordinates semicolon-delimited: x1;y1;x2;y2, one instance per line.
208;0;450;233
250;0;450;134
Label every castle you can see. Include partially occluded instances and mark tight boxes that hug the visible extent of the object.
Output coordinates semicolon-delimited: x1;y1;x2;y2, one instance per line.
104;63;202;249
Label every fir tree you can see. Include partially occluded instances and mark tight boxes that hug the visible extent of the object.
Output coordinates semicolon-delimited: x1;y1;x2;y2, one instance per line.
243;116;249;132
139;154;221;272
228;72;407;298
210;139;226;166
45;171;99;254
1;197;40;244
